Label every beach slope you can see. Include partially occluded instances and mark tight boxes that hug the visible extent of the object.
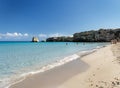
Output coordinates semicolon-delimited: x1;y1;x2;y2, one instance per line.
10;44;120;88
60;44;120;88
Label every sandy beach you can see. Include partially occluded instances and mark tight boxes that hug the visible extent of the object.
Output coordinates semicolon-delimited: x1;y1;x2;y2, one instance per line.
9;55;89;88
9;43;120;88
60;43;120;88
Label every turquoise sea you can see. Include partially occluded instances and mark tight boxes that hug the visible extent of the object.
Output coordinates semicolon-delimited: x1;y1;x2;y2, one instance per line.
0;42;109;88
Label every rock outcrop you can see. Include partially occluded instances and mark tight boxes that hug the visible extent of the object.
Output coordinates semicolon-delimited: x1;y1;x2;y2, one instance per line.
73;29;120;42
46;28;120;42
46;37;73;42
32;37;39;42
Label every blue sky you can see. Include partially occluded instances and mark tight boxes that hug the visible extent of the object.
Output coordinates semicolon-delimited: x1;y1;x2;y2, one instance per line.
0;0;120;41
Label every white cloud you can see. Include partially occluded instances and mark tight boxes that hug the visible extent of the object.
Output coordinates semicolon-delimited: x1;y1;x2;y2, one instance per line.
0;32;72;40
38;34;47;38
48;33;73;37
38;33;66;38
6;32;23;37
38;33;73;38
67;35;73;37
49;33;64;37
0;32;29;39
24;33;29;37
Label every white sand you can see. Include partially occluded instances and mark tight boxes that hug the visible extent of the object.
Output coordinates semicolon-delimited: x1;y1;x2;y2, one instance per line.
59;44;120;88
10;44;120;88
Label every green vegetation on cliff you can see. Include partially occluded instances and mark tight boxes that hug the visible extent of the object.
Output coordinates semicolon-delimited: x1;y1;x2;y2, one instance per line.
46;29;120;42
46;36;73;42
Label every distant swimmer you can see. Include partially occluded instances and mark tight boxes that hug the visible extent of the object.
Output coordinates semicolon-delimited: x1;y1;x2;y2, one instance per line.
76;42;78;45
66;43;68;45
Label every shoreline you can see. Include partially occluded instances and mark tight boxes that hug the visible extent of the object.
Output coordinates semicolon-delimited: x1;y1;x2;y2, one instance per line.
0;43;105;88
9;45;108;88
9;56;89;88
7;54;80;88
60;43;120;88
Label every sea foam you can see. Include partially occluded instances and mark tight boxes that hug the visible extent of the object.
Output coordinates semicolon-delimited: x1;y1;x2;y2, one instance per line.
7;49;97;88
0;42;109;88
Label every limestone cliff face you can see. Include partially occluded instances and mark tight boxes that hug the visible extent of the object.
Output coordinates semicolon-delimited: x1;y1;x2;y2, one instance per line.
32;37;39;42
73;29;120;42
46;29;120;42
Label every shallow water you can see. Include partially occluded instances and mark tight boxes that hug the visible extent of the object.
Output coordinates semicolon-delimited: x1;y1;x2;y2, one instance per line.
0;42;109;88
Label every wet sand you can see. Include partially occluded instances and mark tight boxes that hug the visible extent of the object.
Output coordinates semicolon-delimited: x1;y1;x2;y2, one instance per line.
10;43;120;88
9;57;89;88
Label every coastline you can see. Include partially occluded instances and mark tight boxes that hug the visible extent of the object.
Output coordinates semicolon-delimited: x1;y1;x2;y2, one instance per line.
60;43;120;88
9;56;89;88
0;42;108;88
9;44;111;88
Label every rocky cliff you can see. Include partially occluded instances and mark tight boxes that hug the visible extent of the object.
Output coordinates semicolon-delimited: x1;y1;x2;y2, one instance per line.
46;29;120;42
73;29;120;42
46;36;73;42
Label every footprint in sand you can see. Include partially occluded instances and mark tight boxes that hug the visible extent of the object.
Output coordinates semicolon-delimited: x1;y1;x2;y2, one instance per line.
97;68;100;70
93;74;95;76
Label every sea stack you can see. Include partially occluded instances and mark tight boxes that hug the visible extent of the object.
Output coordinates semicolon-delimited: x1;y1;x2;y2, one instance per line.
32;37;39;42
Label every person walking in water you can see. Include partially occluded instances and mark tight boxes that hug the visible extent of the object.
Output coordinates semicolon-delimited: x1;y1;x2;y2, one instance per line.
66;43;68;45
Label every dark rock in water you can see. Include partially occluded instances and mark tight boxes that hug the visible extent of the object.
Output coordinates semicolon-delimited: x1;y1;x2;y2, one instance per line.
46;36;73;42
32;37;39;42
40;40;46;42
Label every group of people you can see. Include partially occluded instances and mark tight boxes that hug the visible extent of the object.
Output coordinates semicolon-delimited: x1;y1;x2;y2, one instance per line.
65;39;120;45
65;42;85;45
111;39;120;44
